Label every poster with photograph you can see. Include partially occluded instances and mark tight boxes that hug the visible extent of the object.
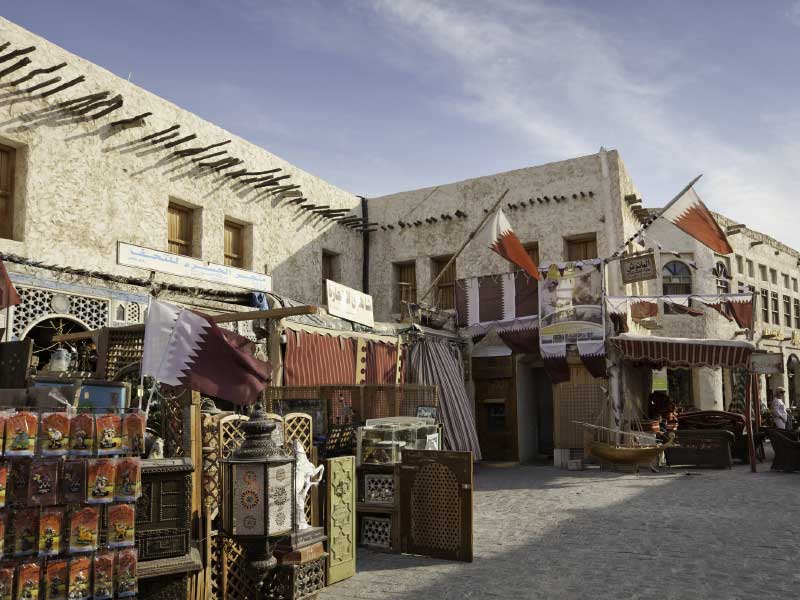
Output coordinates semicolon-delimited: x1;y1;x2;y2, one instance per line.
326;280;375;327
539;260;605;355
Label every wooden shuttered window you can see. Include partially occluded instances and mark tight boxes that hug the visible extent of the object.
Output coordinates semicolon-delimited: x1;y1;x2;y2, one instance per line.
168;203;193;256
396;261;417;317
523;242;539;267
565;234;598;261
433;255;456;310
0;144;14;240
224;220;244;267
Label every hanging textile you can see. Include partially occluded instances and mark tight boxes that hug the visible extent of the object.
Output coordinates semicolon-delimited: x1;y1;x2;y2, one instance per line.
455;272;535;331
408;337;482;460
577;339;606;378
283;329;358;385
365;340;399;385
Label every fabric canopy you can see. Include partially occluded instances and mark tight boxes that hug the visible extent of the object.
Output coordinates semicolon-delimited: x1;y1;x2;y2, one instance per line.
365;340;398;385
611;334;755;369
284;329;357;385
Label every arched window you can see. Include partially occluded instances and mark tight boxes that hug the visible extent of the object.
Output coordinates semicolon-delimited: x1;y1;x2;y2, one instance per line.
663;261;692;295
714;261;730;294
115;304;126;322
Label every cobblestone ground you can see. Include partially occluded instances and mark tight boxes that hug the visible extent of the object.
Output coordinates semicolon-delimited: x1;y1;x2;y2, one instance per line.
320;459;800;600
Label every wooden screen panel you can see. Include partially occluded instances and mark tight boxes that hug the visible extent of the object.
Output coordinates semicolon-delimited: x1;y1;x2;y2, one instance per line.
326;456;356;584
400;449;473;562
553;381;606;449
396;262;417;317
0;143;14;239
432;256;456;310
168;203;193;256
223;220;243;267
524;242;539;267
566;234;598;261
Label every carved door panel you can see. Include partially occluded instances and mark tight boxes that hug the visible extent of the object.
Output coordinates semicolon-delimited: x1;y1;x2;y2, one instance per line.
326;456;356;584
400;449;473;562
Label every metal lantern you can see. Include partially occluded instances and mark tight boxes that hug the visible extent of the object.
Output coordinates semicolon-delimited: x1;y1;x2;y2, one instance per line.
220;400;296;584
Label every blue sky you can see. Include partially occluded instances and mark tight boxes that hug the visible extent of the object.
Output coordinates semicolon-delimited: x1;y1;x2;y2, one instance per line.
5;1;800;246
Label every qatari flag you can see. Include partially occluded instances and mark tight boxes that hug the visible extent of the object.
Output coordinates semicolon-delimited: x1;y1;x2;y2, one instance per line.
478;209;540;280
142;299;271;405
661;187;733;255
0;259;21;310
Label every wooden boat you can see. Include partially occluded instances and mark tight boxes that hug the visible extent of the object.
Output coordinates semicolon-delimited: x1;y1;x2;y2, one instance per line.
588;441;664;465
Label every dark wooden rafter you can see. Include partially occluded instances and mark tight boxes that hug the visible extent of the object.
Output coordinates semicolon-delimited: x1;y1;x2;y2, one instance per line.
0;57;31;79
241;175;279;185
310;206;331;213
163;134;197;149
38;75;85;98
197;156;237;168
0;43;9;53
287;197;306;205
191;150;227;162
22;76;61;94
0;46;36;64
226;168;281;179
71;94;122;116
263;183;299;193
213;158;243;171
140;125;180;142
150;131;181;145
299;203;315;208
109;112;152;128
86;97;123;119
57;91;109;108
9;62;66;85
173;140;231;157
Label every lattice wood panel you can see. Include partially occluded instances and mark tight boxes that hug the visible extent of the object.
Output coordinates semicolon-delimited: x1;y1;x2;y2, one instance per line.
163;390;185;457
216;534;260;599
553;384;606;449
284;412;313;455
102;328;145;380
219;414;249;460
201;410;223;517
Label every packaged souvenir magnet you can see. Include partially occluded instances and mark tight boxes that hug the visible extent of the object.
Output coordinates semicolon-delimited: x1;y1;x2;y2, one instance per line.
86;460;115;504
0;462;8;508
28;461;59;507
94;415;122;456
67;556;91;600
38;507;64;557
39;413;70;457
68;414;94;457
115;548;137;597
44;558;67;600
113;458;140;501
92;551;114;600
60;461;86;505
107;504;135;548
8;460;31;507
17;561;41;600
12;508;38;557
0;563;12;600
68;507;98;554
122;411;145;456
5;412;38;457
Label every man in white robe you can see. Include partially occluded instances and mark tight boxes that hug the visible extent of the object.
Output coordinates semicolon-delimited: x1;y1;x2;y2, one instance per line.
772;387;789;430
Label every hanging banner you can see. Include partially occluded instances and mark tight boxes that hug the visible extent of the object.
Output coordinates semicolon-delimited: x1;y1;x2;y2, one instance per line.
750;352;784;374
326;280;374;327
539;260;605;355
620;251;656;284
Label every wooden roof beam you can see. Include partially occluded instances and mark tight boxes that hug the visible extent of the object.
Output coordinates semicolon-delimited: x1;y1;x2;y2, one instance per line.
9;62;66;86
0;57;31;79
38;75;85;98
0;46;36;64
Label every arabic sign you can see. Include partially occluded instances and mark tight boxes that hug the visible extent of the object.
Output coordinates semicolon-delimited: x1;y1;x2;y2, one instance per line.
750;351;784;374
117;242;272;292
539;261;604;349
326;280;374;327
620;252;656;284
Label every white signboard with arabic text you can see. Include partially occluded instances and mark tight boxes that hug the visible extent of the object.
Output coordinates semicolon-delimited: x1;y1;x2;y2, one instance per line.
117;242;272;292
326;280;374;327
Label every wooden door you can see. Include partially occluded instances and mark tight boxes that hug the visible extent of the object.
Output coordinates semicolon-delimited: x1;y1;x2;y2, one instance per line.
473;357;517;461
326;456;356;584
399;450;473;562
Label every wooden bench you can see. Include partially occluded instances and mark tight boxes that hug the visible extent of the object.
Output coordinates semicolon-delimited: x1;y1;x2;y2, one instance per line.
664;430;734;469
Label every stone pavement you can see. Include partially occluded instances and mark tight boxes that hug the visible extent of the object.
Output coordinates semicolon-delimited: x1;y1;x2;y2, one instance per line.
320;460;800;600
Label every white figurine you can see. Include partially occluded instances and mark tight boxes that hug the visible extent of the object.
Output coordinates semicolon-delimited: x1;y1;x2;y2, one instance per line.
291;439;324;530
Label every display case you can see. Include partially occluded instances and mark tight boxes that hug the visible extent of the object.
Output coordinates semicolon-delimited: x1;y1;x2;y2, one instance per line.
356;417;438;466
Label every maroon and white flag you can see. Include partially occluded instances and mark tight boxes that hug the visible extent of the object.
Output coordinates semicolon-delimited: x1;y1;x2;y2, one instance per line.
142;299;271;405
478;209;540;279
0;258;21;310
660;187;733;255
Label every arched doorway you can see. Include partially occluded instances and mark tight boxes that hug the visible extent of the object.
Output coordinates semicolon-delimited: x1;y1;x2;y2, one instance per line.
788;355;800;408
23;315;89;372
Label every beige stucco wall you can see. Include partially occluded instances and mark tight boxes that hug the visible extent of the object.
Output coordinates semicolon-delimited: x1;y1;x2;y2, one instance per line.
367;149;638;320
0;18;362;307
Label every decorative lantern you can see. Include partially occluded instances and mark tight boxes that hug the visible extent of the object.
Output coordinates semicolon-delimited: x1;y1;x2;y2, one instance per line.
220;400;296;584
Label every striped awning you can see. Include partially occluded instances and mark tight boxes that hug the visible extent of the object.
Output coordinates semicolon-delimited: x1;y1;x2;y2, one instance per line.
611;334;755;369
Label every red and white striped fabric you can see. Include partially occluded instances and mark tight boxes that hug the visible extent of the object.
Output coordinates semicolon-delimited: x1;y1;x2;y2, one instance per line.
477;209;540;279
283;329;357;385
365;340;398;385
611;334;754;369
661;187;733;255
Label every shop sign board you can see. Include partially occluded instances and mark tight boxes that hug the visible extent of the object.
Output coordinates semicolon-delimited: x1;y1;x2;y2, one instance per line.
751;352;784;374
762;326;783;339
620;252;657;284
117;242;272;292
326;280;374;327
539;261;604;353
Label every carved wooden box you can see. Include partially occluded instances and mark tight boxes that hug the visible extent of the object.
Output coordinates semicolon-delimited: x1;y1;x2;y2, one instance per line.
264;555;327;600
135;457;193;561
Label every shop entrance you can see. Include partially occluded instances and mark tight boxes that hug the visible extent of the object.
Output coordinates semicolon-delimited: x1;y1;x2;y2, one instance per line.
473;356;517;461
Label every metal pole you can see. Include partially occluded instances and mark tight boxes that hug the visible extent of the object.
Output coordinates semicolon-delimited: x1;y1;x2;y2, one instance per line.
745;370;757;473
418;188;510;305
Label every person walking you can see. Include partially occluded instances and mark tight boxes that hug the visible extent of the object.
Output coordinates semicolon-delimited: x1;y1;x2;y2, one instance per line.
772;387;790;430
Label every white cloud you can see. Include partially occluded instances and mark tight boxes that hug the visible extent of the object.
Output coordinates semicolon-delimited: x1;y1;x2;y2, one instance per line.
788;1;800;26
364;0;800;248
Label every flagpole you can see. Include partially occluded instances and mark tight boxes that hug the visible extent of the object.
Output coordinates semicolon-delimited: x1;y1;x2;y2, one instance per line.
609;174;703;260
418;188;510;305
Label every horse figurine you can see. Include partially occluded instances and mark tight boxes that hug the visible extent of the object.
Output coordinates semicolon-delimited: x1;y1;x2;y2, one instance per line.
291;439;324;530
